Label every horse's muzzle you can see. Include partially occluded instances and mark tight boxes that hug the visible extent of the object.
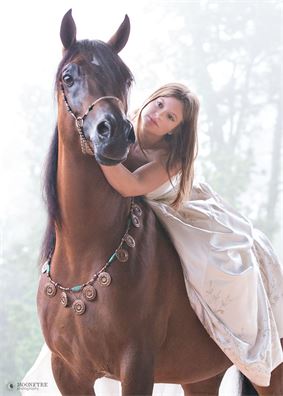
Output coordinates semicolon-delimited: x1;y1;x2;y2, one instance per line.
93;118;135;165
96;118;135;144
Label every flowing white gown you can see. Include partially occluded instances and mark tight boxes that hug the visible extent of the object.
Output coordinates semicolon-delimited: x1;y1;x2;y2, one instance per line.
145;176;283;387
21;178;283;394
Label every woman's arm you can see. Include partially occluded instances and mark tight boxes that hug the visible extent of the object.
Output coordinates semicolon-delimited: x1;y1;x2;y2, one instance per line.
100;161;178;197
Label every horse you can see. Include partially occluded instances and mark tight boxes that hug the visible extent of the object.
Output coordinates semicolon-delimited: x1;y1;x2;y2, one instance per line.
37;9;282;396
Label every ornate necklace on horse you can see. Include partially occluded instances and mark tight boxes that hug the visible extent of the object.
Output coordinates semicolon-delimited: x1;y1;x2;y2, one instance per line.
42;84;140;315
42;199;143;315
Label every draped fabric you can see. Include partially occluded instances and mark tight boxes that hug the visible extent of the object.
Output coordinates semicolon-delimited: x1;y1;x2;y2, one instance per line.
145;177;283;386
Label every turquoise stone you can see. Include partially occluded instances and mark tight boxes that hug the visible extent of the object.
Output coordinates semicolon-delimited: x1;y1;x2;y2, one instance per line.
108;253;117;264
71;285;82;292
41;261;50;274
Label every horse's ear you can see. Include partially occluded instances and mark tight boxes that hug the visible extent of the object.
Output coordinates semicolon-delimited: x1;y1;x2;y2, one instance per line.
107;15;130;54
60;9;77;50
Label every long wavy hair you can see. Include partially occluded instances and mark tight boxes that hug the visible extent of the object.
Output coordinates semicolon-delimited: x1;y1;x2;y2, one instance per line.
133;83;199;208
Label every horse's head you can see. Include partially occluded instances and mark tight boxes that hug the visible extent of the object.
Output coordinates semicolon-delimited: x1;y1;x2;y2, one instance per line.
56;9;135;165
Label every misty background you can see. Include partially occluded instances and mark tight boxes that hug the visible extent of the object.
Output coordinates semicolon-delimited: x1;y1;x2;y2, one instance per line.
0;0;282;394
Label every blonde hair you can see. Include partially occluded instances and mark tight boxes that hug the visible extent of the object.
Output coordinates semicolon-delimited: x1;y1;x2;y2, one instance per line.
133;83;199;208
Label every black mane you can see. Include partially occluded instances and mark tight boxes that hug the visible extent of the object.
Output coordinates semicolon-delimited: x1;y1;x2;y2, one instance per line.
39;40;134;265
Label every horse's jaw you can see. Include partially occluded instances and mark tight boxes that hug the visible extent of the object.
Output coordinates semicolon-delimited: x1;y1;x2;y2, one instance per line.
94;149;129;166
89;128;133;166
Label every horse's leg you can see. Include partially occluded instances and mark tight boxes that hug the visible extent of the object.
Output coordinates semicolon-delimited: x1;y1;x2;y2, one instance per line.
120;347;154;395
51;353;96;396
181;371;226;396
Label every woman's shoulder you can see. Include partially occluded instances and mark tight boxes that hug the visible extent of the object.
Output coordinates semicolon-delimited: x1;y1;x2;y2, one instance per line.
144;145;181;172
146;147;168;164
124;141;180;178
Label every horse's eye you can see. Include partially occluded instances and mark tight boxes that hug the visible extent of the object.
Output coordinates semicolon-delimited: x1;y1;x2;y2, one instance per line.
63;74;74;87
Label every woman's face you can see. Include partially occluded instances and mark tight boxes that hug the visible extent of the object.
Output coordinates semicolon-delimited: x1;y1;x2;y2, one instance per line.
140;96;184;136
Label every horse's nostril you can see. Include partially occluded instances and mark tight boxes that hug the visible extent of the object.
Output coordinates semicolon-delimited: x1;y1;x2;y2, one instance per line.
97;121;111;137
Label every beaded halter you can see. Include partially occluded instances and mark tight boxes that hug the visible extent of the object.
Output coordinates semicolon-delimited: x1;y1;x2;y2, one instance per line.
60;82;125;155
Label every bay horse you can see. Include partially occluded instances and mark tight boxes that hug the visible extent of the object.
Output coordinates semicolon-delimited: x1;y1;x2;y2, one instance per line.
37;9;282;396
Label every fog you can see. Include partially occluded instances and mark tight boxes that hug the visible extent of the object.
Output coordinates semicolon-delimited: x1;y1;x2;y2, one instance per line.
0;0;282;393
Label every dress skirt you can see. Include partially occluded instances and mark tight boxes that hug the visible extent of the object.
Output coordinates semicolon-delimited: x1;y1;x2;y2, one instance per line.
145;179;283;386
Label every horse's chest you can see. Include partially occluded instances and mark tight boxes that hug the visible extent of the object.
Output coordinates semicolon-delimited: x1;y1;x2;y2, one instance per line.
37;275;119;368
37;277;88;348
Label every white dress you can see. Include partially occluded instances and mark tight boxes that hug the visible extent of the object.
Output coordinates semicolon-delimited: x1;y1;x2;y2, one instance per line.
145;176;283;387
21;178;283;393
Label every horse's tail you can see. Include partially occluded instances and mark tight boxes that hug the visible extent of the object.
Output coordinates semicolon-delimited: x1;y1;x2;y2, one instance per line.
239;372;258;395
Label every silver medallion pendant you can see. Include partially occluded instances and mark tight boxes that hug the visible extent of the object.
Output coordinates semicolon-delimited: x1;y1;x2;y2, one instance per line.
132;204;142;217
45;282;57;298
131;213;141;228
98;272;112;287
72;299;86;315
60;291;68;307
124;234;135;248
83;285;97;301
116;248;129;262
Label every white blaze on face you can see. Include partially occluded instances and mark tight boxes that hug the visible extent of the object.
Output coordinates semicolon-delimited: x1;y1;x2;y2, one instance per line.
91;55;100;66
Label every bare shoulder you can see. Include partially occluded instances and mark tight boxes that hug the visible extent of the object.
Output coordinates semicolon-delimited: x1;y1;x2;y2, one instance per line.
144;147;181;177
124;142;180;176
146;148;167;163
124;143;168;170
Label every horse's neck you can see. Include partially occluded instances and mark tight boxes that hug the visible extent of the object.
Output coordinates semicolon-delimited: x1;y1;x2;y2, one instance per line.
54;134;130;274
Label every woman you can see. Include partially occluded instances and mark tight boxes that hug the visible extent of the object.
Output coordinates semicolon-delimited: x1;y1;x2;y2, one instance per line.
100;83;197;207
22;83;282;393
99;82;283;387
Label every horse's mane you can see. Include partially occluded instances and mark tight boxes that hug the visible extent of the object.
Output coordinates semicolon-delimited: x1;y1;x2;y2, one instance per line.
39;40;134;265
40;126;58;264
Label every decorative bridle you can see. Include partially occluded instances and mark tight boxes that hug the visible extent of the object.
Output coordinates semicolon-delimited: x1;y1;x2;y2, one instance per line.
42;82;141;316
60;82;126;155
